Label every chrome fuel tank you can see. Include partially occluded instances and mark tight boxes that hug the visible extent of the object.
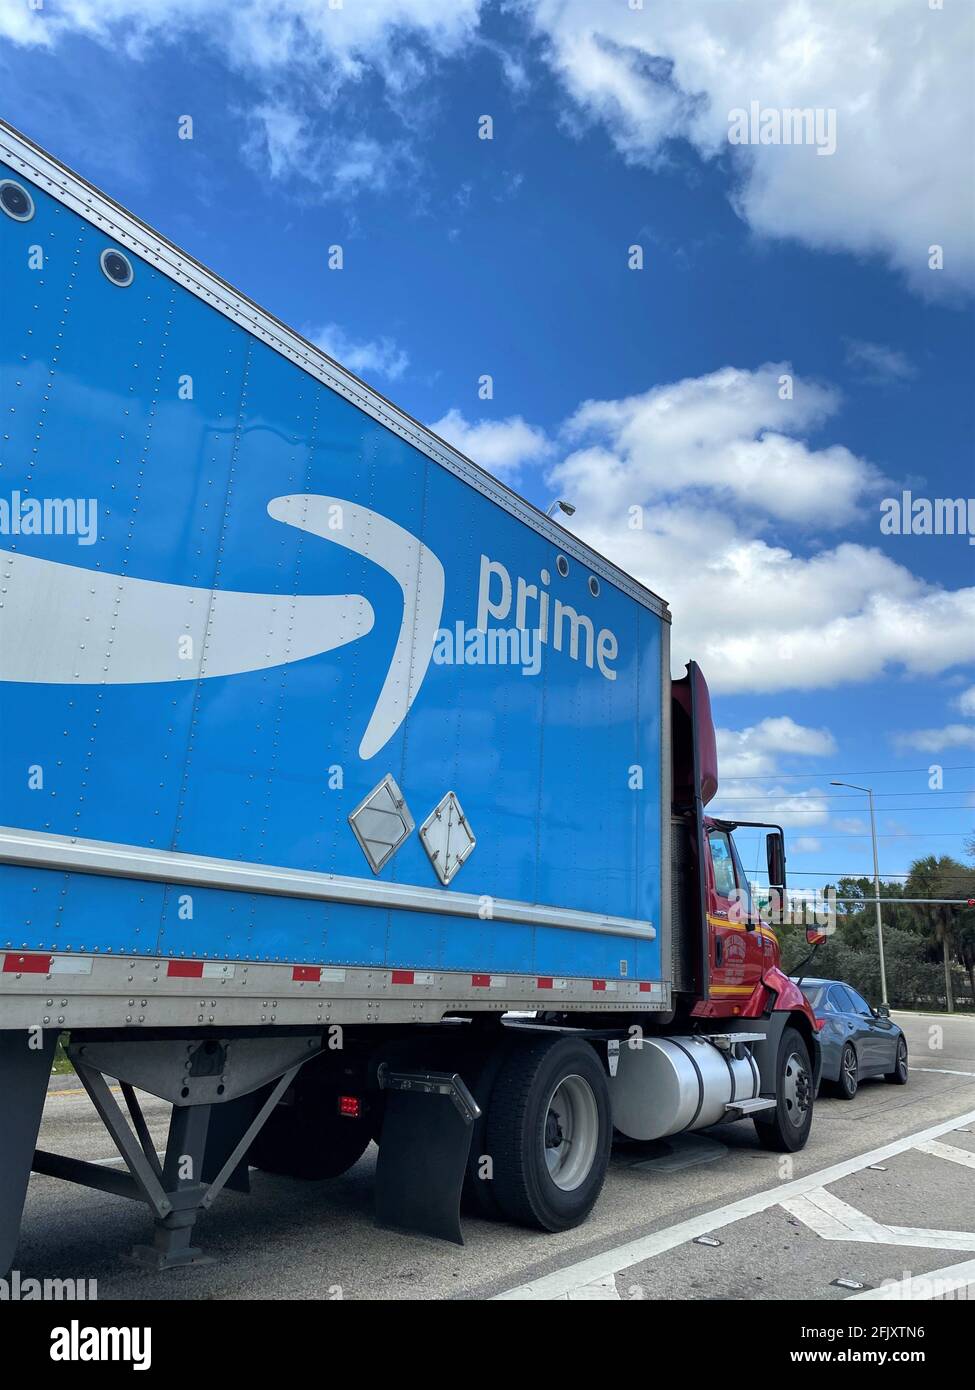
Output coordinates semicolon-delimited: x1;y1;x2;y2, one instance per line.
610;1035;761;1141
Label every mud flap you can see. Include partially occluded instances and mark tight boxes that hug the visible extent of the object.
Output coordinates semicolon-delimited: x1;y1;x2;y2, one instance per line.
0;1028;56;1275
374;1067;480;1246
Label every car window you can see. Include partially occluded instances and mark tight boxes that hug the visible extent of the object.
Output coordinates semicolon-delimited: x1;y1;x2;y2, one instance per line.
708;831;737;899
845;988;873;1016
799;984;824;1010
827;984;855;1013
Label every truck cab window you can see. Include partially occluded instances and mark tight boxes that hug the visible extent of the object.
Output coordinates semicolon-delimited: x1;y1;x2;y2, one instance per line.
708;830;737;899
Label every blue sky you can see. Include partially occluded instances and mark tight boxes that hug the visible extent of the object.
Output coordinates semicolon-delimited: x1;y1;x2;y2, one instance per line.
2;0;973;884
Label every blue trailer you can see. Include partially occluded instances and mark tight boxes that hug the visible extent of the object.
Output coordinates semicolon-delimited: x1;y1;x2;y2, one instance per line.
0;121;819;1269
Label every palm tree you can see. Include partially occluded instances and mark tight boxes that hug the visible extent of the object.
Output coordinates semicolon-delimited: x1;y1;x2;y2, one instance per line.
905;855;969;1012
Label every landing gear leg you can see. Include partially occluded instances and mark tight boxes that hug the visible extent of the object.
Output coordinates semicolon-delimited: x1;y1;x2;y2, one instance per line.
0;1028;56;1276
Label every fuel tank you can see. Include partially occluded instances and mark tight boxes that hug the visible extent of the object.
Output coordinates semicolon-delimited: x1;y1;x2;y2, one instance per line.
610;1035;761;1141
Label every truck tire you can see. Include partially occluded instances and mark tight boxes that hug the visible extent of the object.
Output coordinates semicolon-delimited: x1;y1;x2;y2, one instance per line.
461;1040;511;1219
485;1036;612;1232
753;1026;814;1153
250;1097;372;1180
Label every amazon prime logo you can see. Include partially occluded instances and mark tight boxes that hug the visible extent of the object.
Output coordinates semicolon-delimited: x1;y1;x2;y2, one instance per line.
0;494;444;763
0;490;97;545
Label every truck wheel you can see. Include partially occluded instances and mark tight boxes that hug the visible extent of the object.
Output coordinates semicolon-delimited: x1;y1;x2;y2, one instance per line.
835;1043;859;1100
485;1037;612;1232
250;1097;372;1180
461;1041;511;1219
885;1036;909;1085
753;1027;814;1153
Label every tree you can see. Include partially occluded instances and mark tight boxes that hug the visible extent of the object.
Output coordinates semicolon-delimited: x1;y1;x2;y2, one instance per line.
904;855;973;1013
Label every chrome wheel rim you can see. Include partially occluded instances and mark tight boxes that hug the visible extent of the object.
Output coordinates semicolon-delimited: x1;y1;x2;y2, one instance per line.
542;1074;599;1191
842;1045;858;1092
782;1051;811;1126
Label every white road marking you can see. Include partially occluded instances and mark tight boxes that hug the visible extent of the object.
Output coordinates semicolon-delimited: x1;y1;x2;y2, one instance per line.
494;1105;975;1300
783;1189;881;1241
916;1139;975;1171
914;1068;975;1078
783;1187;975;1252
565;1275;621;1301
846;1257;975;1301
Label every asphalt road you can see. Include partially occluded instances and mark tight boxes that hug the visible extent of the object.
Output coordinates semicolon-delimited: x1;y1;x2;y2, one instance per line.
14;1011;975;1301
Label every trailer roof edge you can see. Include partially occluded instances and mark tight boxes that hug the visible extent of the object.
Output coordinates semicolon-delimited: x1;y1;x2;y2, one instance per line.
0;118;671;622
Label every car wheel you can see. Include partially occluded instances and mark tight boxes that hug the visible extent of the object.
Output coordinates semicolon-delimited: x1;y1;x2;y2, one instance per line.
836;1042;858;1100
885;1036;909;1086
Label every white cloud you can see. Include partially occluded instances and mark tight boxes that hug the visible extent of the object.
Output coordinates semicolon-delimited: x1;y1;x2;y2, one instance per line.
429;408;553;478
835;817;868;836
244;108;414;198
791;837;823;855
844;339;917;385
712;781;832;829
0;0;483;69
545;365;975;696
520;0;975;296
716;717;836;779
1;0;485;191
953;685;975;718
309;323;409;382
892;724;975;753
558;363;880;527
571;507;975;694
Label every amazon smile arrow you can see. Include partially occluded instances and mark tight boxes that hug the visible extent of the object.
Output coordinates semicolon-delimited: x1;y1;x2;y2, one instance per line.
0;494;445;761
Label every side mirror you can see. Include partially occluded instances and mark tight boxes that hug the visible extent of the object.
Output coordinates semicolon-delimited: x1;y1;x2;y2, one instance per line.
766;831;786;891
805;927;828;946
876;1004;890;1018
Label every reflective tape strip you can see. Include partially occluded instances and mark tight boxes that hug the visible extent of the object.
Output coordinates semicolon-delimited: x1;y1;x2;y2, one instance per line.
166;960;235;979
49;956;94;975
3;952;52;974
537;977;568;991
167;961;203;978
472;974;507;988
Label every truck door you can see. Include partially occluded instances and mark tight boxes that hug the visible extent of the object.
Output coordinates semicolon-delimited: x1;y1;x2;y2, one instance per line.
706;828;765;1005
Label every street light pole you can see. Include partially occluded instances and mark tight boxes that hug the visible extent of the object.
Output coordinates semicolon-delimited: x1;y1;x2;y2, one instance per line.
832;780;888;1006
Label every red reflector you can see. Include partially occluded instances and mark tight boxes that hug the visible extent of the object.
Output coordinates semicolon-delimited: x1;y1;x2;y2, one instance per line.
592;980;606;991
292;965;321;982
471;973;490;988
537;977;553;990
391;970;414;985
638;982;653;993
338;1095;361;1119
3;952;52;974
167;960;204;978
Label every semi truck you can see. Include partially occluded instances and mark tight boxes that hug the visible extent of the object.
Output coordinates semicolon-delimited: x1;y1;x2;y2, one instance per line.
0;119;821;1271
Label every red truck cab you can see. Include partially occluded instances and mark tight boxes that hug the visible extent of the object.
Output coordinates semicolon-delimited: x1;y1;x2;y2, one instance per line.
672;663;820;1041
